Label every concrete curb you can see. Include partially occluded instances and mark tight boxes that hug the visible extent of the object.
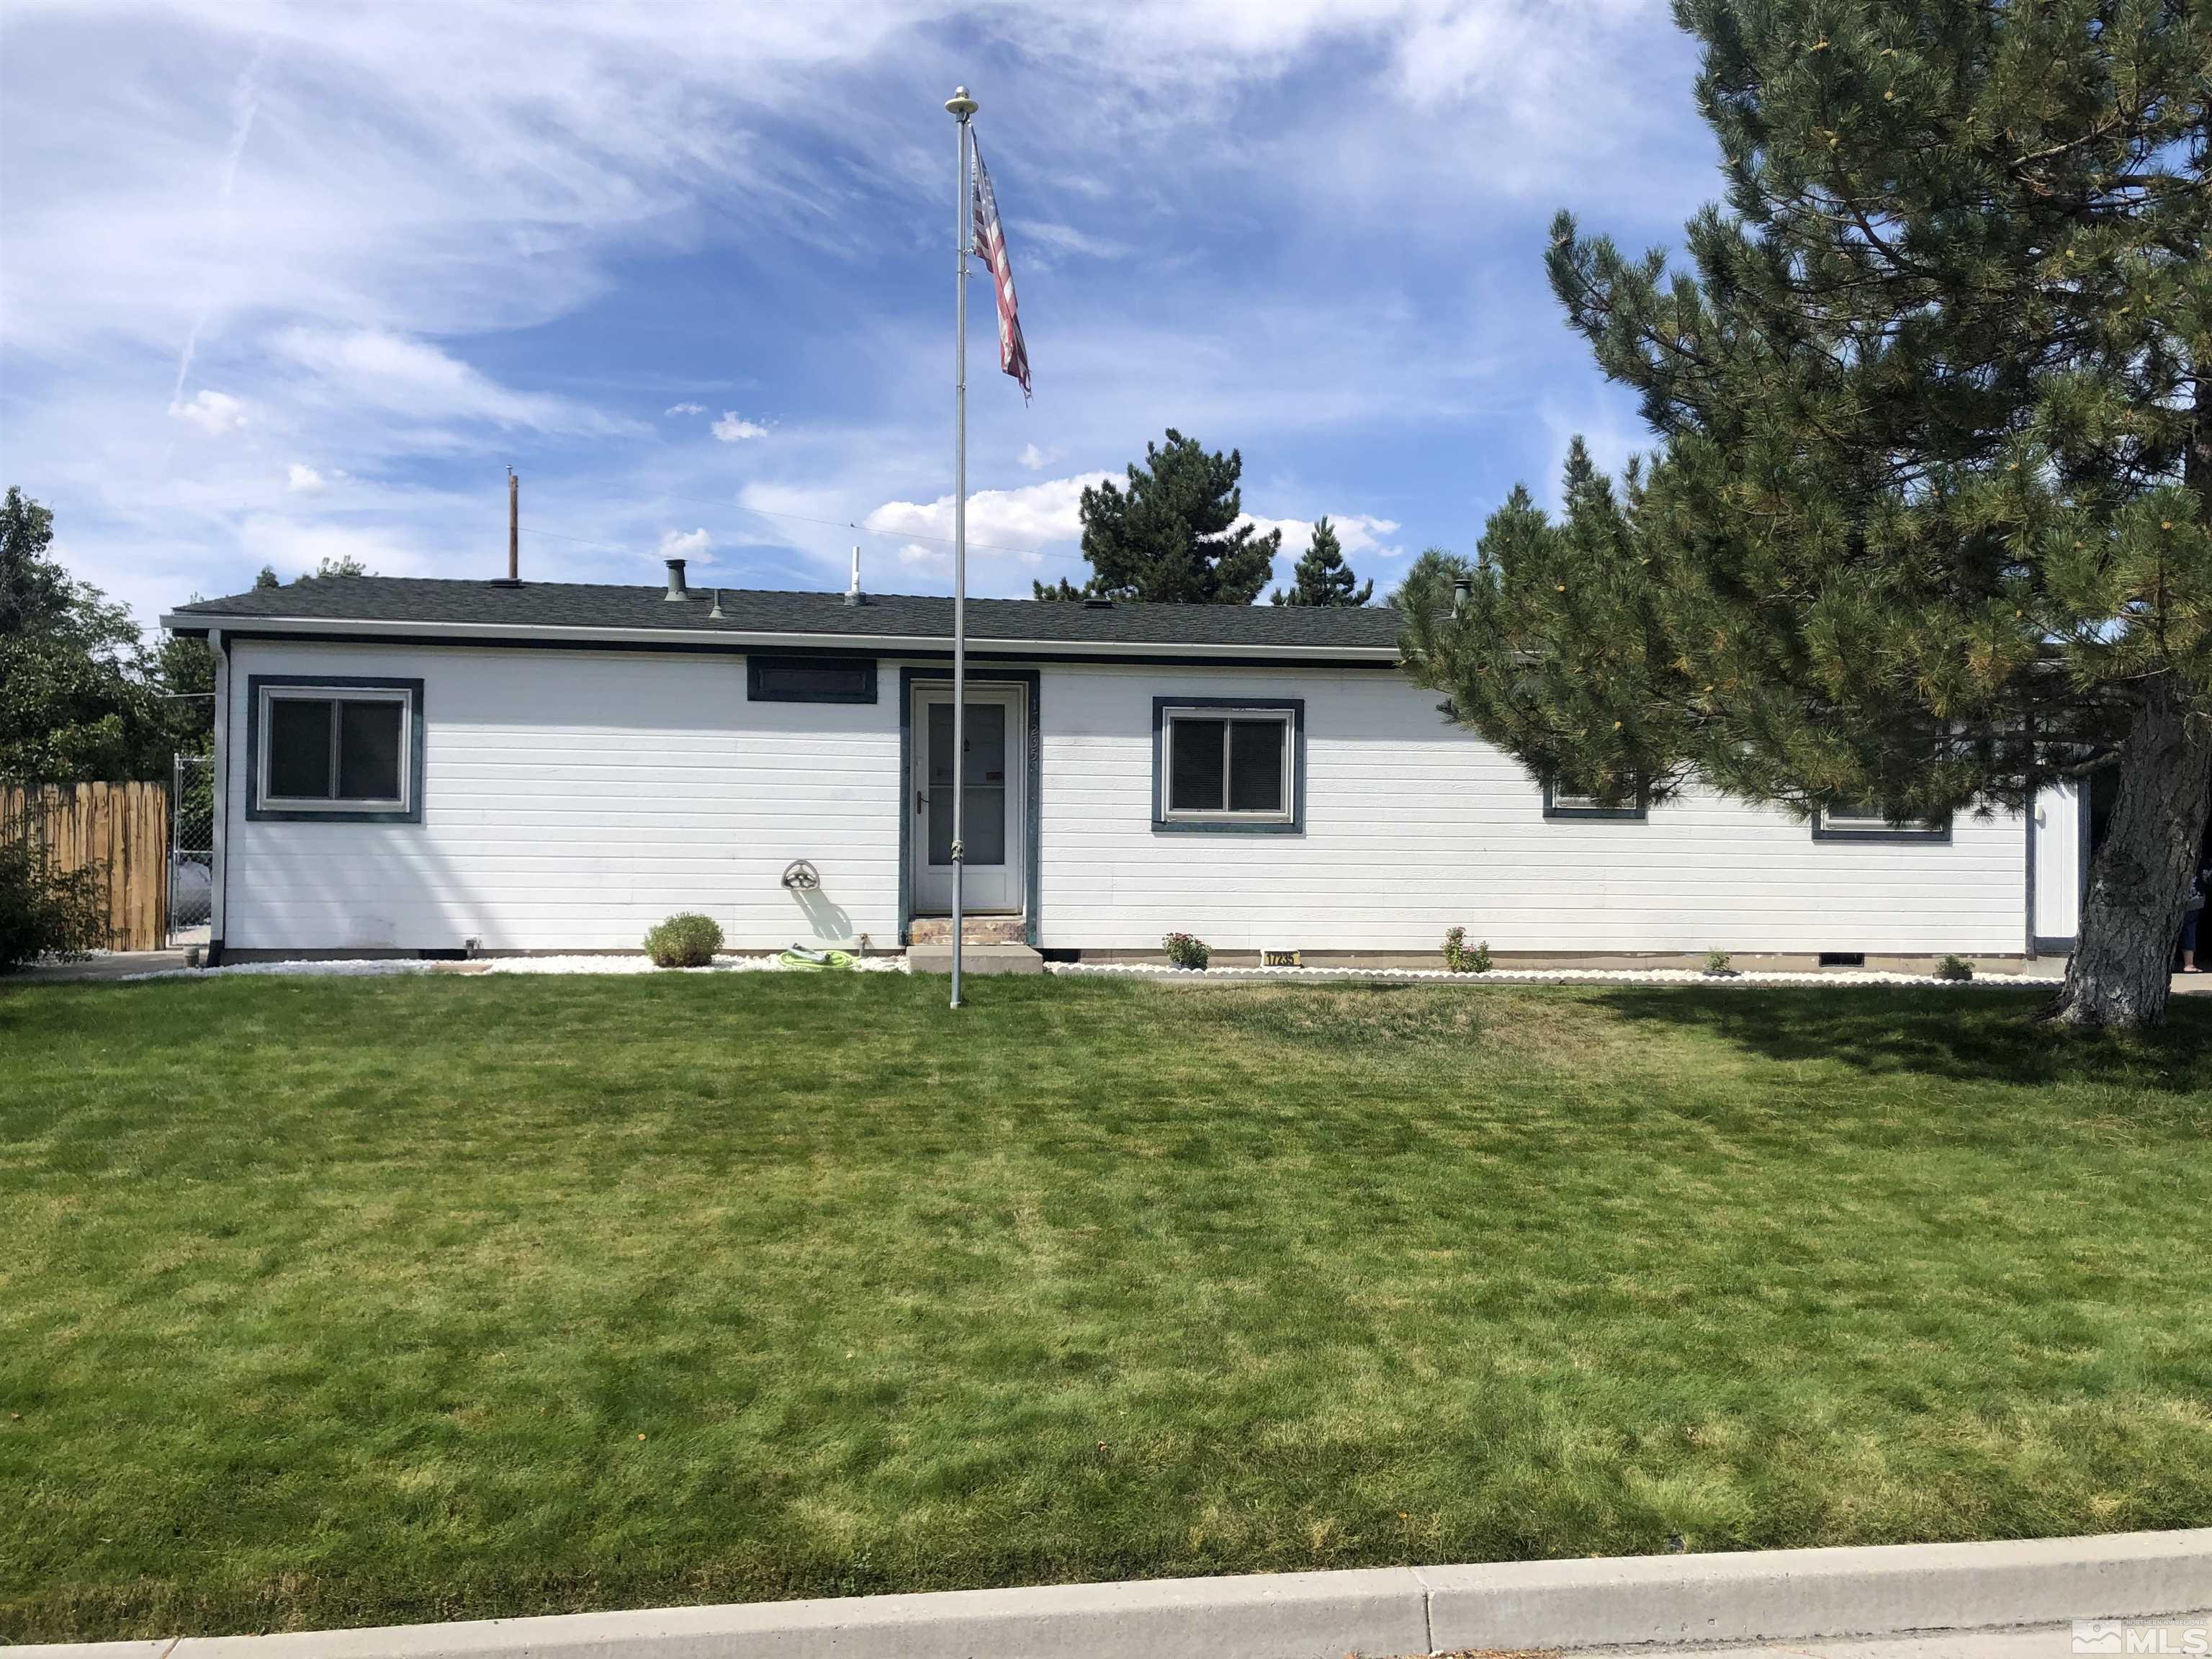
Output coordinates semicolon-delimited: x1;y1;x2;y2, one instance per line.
1419;1529;2212;1651
17;1529;2210;1659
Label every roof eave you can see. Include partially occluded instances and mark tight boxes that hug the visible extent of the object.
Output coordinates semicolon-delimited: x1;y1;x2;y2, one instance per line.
158;610;1403;663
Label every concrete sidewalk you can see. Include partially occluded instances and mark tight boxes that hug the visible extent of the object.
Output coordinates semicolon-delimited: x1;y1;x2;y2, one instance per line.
18;1529;2211;1659
1567;1615;2212;1659
1;949;194;984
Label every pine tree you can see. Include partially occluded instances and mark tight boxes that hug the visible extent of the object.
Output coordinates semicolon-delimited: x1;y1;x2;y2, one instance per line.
1401;0;2212;1027
1034;429;1280;603
1271;518;1372;606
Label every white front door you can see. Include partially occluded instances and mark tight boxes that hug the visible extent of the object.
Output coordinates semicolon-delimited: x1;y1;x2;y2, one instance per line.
911;682;1025;915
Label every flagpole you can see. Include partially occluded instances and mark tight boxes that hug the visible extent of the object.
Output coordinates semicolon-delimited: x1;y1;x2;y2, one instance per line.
945;85;976;1010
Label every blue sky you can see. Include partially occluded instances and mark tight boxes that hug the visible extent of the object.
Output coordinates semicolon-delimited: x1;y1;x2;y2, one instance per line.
1;1;1717;626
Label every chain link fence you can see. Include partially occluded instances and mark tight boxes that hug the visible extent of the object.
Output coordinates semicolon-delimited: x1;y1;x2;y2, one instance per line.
168;752;214;947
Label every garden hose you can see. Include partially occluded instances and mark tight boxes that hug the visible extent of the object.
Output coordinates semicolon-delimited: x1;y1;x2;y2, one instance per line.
779;944;858;971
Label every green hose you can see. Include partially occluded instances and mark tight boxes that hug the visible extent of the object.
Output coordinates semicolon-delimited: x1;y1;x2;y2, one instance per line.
778;946;858;971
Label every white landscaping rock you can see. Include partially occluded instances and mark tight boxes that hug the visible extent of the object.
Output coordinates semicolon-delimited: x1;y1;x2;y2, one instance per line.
1049;961;2041;989
121;953;908;982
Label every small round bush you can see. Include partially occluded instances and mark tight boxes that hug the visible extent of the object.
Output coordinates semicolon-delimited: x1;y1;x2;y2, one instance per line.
644;912;723;968
1935;953;1974;981
1162;931;1210;971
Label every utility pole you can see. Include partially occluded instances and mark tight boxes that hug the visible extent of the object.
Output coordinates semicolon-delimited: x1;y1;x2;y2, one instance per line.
507;468;519;582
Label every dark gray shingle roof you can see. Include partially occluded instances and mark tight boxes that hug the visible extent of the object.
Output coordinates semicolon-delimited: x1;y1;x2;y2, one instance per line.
171;576;1405;652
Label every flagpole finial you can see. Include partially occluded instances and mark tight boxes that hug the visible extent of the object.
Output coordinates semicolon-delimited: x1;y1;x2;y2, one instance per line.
945;85;977;120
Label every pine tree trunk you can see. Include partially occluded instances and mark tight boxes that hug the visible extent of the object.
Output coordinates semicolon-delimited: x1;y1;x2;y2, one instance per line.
2047;675;2212;1028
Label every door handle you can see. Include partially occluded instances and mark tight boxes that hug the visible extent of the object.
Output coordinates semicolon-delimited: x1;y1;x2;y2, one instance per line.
916;790;925;814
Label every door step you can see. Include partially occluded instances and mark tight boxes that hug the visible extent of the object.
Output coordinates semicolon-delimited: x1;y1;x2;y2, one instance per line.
907;915;1028;946
907;943;1043;976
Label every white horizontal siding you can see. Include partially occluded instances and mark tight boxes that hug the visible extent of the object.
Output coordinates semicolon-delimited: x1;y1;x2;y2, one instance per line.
1036;663;2027;954
222;641;899;952
218;642;2030;956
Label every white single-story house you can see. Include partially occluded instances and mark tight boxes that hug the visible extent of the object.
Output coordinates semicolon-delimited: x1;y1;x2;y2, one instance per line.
162;560;2090;966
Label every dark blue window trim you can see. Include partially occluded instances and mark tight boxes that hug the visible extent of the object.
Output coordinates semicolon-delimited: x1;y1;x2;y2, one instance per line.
1811;809;1952;844
747;654;878;703
1542;782;1648;822
1151;696;1305;835
245;675;426;824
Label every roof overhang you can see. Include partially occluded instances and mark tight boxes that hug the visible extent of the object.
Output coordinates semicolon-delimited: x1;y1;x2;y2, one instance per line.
159;610;1405;666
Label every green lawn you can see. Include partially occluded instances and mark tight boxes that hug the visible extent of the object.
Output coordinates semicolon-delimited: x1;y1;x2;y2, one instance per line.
6;974;2212;1642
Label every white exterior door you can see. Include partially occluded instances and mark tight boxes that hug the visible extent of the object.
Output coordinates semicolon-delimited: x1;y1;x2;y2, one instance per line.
911;682;1025;915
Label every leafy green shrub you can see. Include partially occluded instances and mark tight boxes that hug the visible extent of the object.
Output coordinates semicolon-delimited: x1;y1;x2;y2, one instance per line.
1162;932;1210;971
1442;927;1492;973
0;828;108;972
644;912;723;968
1703;949;1735;977
1936;954;1974;981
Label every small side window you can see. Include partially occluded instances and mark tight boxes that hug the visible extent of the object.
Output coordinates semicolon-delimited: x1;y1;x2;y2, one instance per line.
749;656;878;704
1812;804;1951;841
1543;782;1647;822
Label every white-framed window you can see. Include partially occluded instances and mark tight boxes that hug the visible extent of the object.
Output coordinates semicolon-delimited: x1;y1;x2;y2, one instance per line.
1155;701;1300;830
249;677;423;821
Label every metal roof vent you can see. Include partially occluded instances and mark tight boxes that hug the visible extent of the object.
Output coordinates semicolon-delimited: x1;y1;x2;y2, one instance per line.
664;558;688;601
1082;595;1113;609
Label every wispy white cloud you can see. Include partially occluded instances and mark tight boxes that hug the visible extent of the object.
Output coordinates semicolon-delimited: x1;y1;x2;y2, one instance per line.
286;462;325;492
238;515;425;580
865;472;1112;564
659;526;712;559
711;411;770;442
271;327;621;436
168;389;248;433
1010;220;1130;265
3;0;1702;624
1241;511;1404;564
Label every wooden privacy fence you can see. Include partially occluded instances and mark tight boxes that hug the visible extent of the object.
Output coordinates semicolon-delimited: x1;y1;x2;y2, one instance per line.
1;782;171;951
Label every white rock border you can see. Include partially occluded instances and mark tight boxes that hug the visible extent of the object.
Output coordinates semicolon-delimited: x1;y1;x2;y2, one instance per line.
108;955;2053;991
119;953;909;982
1048;960;2049;989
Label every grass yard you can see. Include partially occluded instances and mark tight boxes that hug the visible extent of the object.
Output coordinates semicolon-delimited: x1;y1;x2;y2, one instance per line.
6;974;2212;1642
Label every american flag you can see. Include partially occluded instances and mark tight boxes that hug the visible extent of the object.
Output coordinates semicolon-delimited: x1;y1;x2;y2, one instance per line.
970;137;1031;402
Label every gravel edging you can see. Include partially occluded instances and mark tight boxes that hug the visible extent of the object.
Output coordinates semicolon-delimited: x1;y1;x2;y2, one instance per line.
1047;961;2047;989
117;953;909;982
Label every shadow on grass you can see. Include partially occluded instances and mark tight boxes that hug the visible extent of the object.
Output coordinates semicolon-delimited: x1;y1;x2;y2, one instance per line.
1593;984;2212;1094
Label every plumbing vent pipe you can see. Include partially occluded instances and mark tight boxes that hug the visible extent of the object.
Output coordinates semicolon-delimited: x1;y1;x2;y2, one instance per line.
664;557;688;601
844;545;865;606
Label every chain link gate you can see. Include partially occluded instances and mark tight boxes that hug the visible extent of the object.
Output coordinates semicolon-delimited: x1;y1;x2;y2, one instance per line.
168;752;214;947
